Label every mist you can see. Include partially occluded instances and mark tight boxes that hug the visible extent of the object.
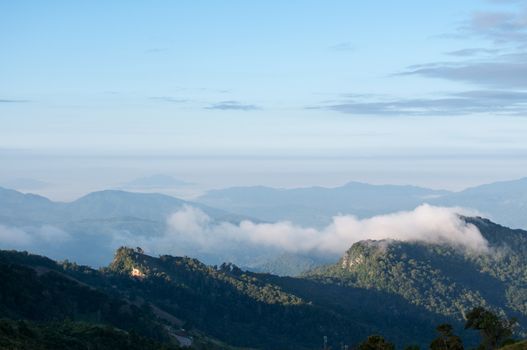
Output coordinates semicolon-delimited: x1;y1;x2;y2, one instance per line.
0;224;71;247
129;204;489;257
0;204;489;267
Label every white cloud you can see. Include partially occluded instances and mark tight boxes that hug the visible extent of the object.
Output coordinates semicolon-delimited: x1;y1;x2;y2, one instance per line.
0;225;33;246
139;204;489;257
0;224;70;248
32;225;70;243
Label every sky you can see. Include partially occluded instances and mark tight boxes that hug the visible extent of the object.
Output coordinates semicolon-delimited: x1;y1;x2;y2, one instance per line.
1;0;527;200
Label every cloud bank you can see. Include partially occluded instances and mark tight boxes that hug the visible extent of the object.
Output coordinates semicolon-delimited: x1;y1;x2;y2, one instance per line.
134;204;489;257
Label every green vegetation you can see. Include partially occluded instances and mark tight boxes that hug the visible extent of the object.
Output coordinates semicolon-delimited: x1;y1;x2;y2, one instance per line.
358;335;396;350
430;324;464;350
465;307;517;350
0;257;169;341
1;217;527;349
105;248;358;348
499;340;527;350
0;247;443;348
0;319;179;350
306;218;527;337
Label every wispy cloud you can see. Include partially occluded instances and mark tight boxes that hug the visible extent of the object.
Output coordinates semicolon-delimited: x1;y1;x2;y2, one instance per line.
149;96;188;103
205;101;261;111
455;4;527;45
0;225;32;245
445;48;501;57
486;0;527;4
329;42;355;51
0;99;29;103
400;53;527;89
314;90;527;116
396;1;527;96
144;48;169;54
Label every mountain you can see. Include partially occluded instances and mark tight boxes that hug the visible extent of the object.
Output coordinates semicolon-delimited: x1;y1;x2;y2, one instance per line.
197;182;449;227
306;217;527;335
246;252;333;277
0;187;62;225
197;178;527;229
65;190;234;222
0;247;461;349
0;250;233;349
3;176;527;273
0;187;247;266
0;187;239;223
431;177;527;230
0;187;188;224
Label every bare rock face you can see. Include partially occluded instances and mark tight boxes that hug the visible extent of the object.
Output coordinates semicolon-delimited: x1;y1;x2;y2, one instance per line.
339;240;385;270
131;267;145;279
341;254;365;269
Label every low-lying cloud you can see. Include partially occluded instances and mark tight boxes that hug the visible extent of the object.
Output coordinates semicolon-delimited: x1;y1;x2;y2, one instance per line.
0;205;489;267
0;224;70;248
0;225;32;246
137;204;489;257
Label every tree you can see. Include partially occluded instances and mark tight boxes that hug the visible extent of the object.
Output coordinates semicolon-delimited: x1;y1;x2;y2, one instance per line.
464;307;517;350
358;335;395;350
404;345;420;350
430;323;464;350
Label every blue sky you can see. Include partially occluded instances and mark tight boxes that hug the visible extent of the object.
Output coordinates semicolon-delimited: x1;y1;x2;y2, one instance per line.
1;0;527;198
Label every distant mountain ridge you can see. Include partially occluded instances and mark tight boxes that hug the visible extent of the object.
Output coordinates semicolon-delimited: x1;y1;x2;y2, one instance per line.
2;176;527;273
197;182;449;227
431;177;527;230
0;187;249;266
197;178;527;229
0;187;240;224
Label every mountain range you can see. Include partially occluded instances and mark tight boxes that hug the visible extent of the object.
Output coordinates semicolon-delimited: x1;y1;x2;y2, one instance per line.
1;215;526;349
197;178;527;229
1;177;527;275
0;187;250;267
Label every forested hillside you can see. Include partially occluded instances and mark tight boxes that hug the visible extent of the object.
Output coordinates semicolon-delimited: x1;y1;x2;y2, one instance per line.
307;218;527;333
0;248;447;349
1;216;526;349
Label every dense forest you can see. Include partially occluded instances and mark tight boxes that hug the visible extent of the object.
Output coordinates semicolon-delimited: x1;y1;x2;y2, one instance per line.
307;218;527;331
0;319;181;350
